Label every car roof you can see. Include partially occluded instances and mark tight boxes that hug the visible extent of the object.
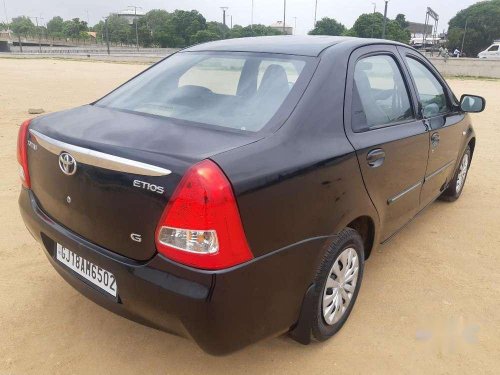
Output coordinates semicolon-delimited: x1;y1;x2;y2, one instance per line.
183;36;397;57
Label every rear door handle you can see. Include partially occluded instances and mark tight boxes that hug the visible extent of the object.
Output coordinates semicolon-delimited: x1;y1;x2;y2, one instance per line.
366;148;386;168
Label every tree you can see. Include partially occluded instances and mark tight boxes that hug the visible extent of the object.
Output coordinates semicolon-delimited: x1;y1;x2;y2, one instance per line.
47;16;64;38
0;22;9;31
229;24;282;38
105;15;131;45
10;16;35;36
191;30;220;44
348;13;410;43
448;0;500;56
169;10;207;46
62;18;88;39
309;17;346;36
395;14;409;29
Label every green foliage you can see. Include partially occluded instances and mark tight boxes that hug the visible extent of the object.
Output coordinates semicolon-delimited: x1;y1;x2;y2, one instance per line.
229;24;282;38
447;0;500;56
62;18;88;39
0;22;9;31
10;16;35;36
395;14;409;29
308;17;346;36
348;13;410;43
47;16;64;37
191;30;220;44
106;15;131;44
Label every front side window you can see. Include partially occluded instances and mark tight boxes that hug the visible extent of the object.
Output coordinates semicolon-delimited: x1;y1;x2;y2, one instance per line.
97;52;309;132
351;55;414;132
406;57;449;117
488;45;499;51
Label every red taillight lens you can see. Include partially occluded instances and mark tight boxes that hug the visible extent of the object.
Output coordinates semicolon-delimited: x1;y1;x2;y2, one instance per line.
17;119;32;189
155;160;254;270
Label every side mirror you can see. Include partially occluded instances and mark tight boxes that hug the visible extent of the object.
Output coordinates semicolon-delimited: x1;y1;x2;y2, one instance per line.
460;94;486;113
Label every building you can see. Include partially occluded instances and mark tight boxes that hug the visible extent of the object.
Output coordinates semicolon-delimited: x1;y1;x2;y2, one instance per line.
270;21;293;35
112;8;145;25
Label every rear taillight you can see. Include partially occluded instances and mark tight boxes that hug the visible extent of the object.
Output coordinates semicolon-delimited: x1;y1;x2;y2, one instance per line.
155;160;254;270
17;119;32;189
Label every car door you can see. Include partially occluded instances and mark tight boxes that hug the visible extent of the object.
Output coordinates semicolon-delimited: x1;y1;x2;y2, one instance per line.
398;47;467;208
344;45;429;241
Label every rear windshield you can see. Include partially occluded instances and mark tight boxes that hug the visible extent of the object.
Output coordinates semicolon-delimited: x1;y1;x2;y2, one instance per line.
97;52;312;132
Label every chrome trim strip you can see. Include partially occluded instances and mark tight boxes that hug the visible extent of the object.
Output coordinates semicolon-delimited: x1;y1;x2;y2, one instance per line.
424;160;455;182
30;130;172;177
387;181;422;205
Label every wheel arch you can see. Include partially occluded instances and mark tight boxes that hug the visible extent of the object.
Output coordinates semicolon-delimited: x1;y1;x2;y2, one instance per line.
468;137;476;160
346;215;376;260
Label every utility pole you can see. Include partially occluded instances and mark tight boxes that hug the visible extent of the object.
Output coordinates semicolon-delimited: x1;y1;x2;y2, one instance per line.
221;7;228;27
2;0;8;25
314;0;318;27
230;15;233;29
381;0;388;39
293;17;297;35
30;16;42;53
283;0;286;34
460;18;468;56
128;5;142;51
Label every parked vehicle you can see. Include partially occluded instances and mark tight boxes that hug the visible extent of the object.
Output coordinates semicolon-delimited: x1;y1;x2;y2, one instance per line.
478;40;500;59
18;36;485;355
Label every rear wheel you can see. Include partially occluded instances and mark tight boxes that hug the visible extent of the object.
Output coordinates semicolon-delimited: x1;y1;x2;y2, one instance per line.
439;146;471;202
311;228;364;341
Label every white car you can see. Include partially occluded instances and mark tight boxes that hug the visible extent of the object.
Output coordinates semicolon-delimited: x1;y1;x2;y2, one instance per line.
478;41;500;59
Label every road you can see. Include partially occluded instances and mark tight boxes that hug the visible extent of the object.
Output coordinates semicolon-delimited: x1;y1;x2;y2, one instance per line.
0;59;499;374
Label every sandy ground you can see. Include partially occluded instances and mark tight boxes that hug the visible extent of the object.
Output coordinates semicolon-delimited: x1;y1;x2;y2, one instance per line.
0;59;499;374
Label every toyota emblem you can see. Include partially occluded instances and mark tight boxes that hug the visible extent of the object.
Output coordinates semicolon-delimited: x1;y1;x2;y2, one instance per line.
59;152;77;176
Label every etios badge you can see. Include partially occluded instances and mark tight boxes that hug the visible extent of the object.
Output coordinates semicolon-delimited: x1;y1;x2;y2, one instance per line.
59;152;77;176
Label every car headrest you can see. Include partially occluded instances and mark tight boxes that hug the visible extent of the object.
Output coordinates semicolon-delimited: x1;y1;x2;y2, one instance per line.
258;64;289;98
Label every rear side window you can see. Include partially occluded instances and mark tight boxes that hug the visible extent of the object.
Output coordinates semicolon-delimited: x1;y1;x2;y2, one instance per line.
406;57;449;117
352;55;414;132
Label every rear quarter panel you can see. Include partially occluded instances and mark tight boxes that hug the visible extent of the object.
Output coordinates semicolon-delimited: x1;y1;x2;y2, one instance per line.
212;45;380;260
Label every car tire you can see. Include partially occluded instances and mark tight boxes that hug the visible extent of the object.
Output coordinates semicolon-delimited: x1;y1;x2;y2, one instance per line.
311;228;364;342
439;146;471;202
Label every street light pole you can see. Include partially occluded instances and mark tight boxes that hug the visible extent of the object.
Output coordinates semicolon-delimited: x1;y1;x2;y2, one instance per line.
128;5;142;51
314;0;318;27
251;0;254;30
104;16;110;55
293;17;297;35
283;0;286;34
2;0;8;25
371;2;376;38
220;7;228;27
382;0;388;39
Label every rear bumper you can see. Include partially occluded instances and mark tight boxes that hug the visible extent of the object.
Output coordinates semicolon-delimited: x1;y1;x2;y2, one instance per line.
19;188;323;355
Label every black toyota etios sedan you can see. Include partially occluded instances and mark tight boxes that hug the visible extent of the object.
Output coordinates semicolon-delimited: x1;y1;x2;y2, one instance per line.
18;36;485;354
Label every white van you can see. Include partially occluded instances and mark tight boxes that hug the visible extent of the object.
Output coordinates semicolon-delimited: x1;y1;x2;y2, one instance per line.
478;40;500;59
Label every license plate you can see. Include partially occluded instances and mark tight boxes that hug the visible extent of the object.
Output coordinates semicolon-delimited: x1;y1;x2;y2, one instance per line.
56;243;117;297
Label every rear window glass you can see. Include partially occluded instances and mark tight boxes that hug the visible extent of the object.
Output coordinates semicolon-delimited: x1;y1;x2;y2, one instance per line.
97;52;309;132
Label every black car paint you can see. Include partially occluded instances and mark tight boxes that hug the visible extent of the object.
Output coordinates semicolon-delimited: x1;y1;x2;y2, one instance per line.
19;36;476;354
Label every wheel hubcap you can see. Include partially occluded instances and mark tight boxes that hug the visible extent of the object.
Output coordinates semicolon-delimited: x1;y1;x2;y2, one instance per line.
322;247;359;325
456;153;469;193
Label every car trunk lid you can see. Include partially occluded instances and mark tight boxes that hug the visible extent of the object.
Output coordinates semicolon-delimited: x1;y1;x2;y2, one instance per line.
27;105;260;261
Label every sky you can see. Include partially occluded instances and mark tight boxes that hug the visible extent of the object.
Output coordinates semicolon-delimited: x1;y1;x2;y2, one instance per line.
3;0;478;35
